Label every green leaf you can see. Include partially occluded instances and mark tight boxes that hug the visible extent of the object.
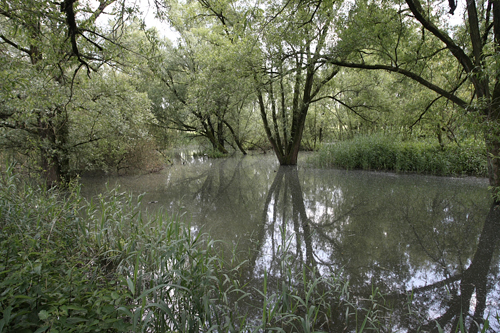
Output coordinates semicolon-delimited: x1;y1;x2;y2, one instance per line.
0;318;6;333
65;305;87;313
117;306;133;317
126;277;135;296
65;317;87;324
38;310;49;320
33;326;49;333
13;295;34;300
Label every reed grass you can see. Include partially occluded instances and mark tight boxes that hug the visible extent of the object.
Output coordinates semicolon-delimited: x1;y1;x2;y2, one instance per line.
314;134;488;177
0;164;245;332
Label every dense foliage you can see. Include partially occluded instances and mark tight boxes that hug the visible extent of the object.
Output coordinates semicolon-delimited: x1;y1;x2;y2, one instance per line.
2;0;499;190
0;165;230;332
0;168;131;332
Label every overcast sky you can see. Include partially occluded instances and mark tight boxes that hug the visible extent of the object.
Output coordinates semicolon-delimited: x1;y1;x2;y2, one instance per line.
140;1;180;40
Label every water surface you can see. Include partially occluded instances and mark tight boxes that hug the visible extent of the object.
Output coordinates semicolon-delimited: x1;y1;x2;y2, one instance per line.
82;152;499;331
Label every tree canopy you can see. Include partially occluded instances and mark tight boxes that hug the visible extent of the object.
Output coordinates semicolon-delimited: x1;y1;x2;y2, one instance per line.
1;0;499;197
0;0;155;183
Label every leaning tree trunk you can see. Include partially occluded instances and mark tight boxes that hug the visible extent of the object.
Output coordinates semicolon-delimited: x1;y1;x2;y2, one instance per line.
222;120;247;155
204;120;228;154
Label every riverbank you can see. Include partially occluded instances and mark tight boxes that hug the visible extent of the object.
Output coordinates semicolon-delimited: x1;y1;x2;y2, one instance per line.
0;165;381;332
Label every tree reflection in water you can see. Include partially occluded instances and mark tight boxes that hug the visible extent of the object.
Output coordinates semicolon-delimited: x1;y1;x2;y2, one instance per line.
82;155;499;331
419;202;500;333
246;165;499;332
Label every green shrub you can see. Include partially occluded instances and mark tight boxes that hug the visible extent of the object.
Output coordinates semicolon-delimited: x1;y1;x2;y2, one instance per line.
314;134;488;177
0;167;132;333
0;165;230;333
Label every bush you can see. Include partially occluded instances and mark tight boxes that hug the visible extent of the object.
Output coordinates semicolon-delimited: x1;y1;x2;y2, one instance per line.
314;134;488;177
194;148;228;159
0;167;132;332
0;165;228;332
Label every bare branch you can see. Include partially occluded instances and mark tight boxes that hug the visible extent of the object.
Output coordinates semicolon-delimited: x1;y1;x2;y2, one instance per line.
320;95;376;123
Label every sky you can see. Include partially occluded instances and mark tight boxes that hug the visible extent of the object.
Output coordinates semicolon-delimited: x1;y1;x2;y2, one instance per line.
142;2;181;40
82;0;179;40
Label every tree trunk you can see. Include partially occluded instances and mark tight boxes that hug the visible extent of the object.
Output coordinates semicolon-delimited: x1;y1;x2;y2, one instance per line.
38;109;70;187
489;0;500;198
217;118;224;149
485;135;500;202
222;120;247;155
204;118;228;154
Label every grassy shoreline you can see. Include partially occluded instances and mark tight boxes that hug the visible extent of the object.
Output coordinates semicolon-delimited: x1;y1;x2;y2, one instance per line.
0;166;361;332
313;134;488;178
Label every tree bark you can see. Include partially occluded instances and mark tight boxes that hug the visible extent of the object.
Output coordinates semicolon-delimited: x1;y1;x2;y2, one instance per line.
488;0;500;195
38;109;70;187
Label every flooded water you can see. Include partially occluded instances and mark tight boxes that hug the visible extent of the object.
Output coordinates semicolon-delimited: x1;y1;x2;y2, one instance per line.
81;151;499;332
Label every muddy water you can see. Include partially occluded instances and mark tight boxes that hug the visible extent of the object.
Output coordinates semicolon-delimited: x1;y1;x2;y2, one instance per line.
81;152;499;331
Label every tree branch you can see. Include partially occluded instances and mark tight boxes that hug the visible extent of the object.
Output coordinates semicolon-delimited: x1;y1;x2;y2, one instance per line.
409;95;442;129
405;0;475;74
0;34;32;55
321;95;376;123
327;60;469;109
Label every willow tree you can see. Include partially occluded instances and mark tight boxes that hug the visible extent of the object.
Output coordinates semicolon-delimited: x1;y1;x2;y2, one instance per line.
0;0;143;184
171;0;343;164
146;33;255;154
248;0;344;165
330;0;500;198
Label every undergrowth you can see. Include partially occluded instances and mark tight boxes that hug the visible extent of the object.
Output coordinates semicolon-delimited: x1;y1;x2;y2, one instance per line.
315;134;488;177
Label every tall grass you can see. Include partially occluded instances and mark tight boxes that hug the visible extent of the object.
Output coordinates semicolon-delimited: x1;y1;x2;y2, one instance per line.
315;134;488;177
0;167;132;332
0;164;230;332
